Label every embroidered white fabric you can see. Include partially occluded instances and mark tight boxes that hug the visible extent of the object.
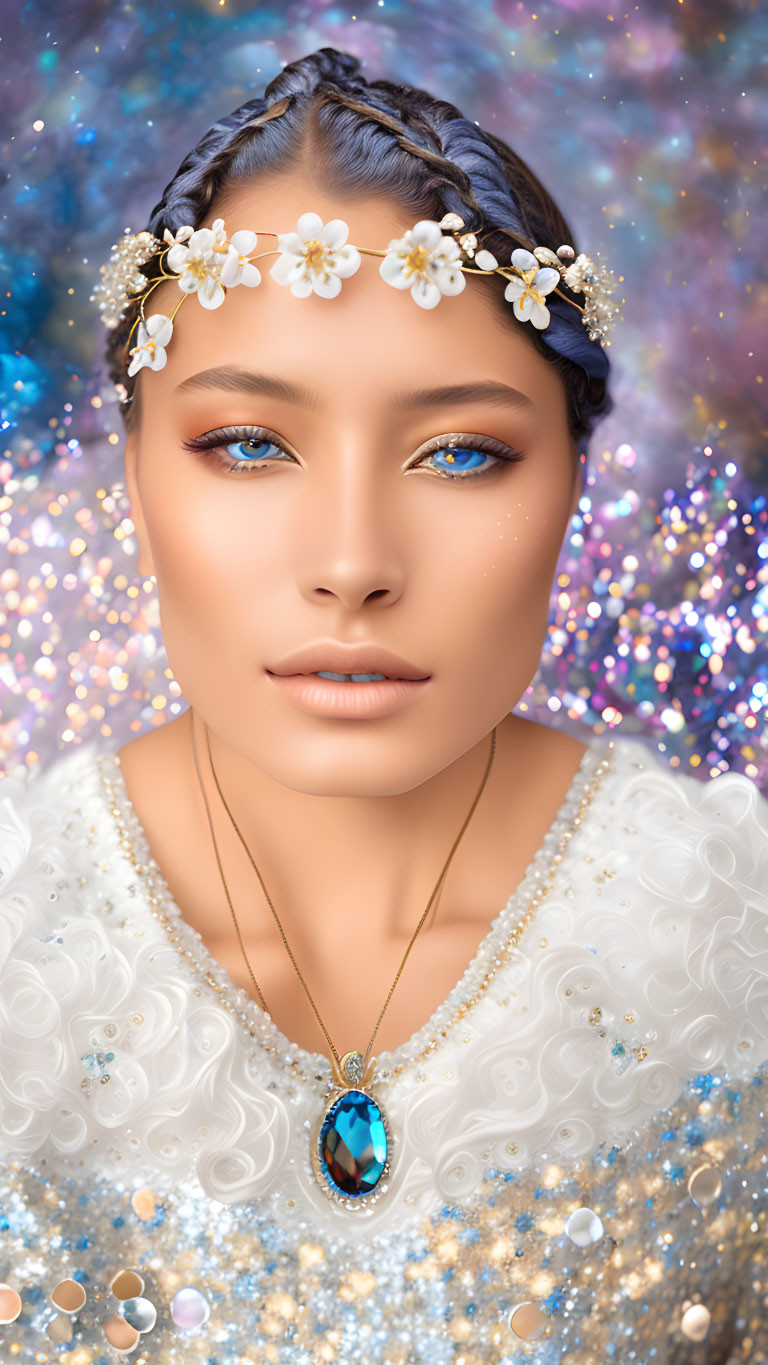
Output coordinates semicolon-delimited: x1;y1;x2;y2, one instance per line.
0;732;766;1244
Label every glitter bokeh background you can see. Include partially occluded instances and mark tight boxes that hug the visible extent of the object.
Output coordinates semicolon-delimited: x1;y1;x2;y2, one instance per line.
1;0;765;785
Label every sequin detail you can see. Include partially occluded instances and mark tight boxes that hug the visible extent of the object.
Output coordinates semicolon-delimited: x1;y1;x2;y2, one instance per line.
2;735;768;1358
0;1060;766;1360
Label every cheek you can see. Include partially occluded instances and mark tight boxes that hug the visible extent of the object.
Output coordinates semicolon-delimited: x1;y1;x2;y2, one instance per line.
425;479;566;613
144;463;283;591
140;467;288;674
424;481;567;690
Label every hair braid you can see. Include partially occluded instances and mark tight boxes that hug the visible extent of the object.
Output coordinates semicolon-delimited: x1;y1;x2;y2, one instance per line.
105;45;613;444
145;97;291;236
265;46;367;98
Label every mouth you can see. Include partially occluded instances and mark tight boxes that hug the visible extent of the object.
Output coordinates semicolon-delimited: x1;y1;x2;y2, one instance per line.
264;669;431;719
266;643;431;683
268;670;415;683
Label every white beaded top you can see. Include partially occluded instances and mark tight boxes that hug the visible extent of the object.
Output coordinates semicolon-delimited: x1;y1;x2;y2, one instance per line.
1;731;767;1243
98;735;613;1089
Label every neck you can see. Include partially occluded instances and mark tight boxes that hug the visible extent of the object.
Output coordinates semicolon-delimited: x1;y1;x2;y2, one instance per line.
186;706;509;944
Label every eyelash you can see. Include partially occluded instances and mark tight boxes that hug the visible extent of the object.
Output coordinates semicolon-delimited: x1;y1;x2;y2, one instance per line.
180;425;528;482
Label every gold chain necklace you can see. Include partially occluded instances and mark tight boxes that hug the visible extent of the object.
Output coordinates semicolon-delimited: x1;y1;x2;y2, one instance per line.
190;712;497;1211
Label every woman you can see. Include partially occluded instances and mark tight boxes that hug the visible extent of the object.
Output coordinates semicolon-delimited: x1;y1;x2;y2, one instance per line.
1;45;766;1363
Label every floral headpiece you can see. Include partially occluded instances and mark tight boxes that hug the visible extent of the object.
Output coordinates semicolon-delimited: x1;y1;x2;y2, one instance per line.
91;210;624;394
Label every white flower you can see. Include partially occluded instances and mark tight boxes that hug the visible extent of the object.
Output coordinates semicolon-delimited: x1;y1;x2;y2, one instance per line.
503;248;561;329
379;219;466;310
127;314;174;376
269;212;361;298
162;225;194;248
220;230;262;289
165;217;231;309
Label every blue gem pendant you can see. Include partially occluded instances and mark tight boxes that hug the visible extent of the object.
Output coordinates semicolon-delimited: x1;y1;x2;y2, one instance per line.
310;1050;391;1210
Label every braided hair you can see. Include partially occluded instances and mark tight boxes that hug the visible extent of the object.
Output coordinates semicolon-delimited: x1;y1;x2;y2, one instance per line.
105;46;613;444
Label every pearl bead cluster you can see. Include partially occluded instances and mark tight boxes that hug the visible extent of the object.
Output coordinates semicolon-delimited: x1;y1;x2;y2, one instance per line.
530;243;623;344
97;741;615;1094
89;228;162;329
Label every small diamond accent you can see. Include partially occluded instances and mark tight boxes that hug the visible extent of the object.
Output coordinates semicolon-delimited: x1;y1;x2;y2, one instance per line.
341;1050;365;1085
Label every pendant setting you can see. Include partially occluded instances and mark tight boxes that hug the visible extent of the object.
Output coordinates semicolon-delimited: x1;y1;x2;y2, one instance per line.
310;1050;391;1210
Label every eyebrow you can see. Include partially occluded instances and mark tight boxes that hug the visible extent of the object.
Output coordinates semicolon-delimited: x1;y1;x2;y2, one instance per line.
174;365;535;413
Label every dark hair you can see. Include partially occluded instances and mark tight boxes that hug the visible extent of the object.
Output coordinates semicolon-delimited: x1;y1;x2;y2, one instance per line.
105;46;614;445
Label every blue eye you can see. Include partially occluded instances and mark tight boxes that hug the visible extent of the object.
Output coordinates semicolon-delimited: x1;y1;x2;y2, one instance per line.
415;435;528;480
224;436;284;465
424;446;496;478
182;426;526;480
181;426;295;474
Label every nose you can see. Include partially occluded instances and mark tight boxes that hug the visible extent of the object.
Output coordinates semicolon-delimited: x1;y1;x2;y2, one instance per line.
293;440;406;612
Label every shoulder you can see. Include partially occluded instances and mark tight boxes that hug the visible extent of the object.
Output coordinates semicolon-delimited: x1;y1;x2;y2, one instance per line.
0;741;149;1161
591;732;768;954
563;732;768;1077
0;741;110;948
588;731;768;850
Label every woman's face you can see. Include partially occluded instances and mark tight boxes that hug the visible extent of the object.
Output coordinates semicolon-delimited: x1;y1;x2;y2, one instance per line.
124;178;583;796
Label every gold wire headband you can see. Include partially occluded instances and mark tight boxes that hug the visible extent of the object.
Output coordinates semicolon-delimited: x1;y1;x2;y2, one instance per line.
91;210;624;394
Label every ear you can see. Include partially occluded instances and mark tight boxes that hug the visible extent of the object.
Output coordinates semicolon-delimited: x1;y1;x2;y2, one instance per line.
123;428;156;580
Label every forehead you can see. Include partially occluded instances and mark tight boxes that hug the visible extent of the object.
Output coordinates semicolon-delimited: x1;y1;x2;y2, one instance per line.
140;177;560;418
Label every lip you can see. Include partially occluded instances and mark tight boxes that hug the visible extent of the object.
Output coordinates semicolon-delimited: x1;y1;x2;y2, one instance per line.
266;671;430;720
266;640;430;682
